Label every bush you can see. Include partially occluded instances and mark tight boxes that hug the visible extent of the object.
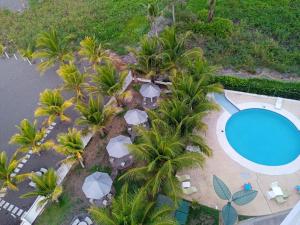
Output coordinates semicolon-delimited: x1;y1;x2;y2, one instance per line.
192;10;234;38
213;76;300;100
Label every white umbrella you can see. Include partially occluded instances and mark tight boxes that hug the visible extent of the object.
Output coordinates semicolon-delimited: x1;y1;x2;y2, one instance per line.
82;172;112;199
139;83;161;99
124;109;148;125
106;135;132;158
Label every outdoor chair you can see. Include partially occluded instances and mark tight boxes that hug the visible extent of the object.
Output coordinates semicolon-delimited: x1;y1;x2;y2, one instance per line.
84;217;93;225
275;196;286;204
40;168;48;174
182;186;197;195
267;191;276;200
270;181;279;189
71;218;80;225
282;189;289;199
176;174;190;182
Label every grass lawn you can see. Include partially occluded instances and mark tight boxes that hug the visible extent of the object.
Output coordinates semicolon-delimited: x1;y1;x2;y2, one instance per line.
35;194;75;225
0;0;168;53
179;0;300;75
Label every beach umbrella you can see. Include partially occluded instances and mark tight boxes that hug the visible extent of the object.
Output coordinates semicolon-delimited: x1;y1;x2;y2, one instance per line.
106;135;132;158
82;172;112;199
124;109;148;125
139;83;161;99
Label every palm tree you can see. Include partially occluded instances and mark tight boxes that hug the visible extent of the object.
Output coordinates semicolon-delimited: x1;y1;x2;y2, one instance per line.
0;151;29;191
120;121;204;202
34;89;73;125
128;36;161;80
86;63;127;105
208;0;217;22
19;44;35;61
159;26;202;72
171;72;222;111
56;63;87;100
89;183;177;225
9;119;54;154
78;36;110;68
33;29;74;73
21;168;63;206
54;128;85;168
75;95;116;136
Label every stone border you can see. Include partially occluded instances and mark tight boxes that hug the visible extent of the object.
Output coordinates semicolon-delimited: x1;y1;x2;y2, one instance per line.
216;92;300;175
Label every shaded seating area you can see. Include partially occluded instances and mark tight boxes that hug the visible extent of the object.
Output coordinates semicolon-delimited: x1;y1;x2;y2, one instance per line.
139;83;161;109
82;172;113;207
106;135;133;169
124;109;149;140
176;174;198;195
156;194;190;225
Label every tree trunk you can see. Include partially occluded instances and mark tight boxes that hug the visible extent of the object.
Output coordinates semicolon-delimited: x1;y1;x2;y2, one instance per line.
208;0;216;22
172;4;176;24
79;159;85;168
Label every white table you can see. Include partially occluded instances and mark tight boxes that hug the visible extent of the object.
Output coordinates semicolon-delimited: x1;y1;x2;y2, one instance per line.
78;222;88;225
182;181;191;189
272;186;283;196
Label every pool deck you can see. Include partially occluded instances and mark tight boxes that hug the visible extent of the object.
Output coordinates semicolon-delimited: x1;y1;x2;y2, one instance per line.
181;90;300;216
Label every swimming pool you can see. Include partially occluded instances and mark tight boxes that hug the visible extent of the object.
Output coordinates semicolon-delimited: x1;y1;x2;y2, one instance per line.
225;108;300;166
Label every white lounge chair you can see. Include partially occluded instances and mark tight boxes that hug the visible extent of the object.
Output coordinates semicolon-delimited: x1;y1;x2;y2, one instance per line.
183;186;198;195
71;218;80;225
275;97;283;110
40;168;48;174
267;191;276;200
84;217;93;225
176;174;191;182
271;181;279;189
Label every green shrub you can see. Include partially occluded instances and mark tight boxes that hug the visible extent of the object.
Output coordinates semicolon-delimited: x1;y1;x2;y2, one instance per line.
0;44;4;56
213;76;300;100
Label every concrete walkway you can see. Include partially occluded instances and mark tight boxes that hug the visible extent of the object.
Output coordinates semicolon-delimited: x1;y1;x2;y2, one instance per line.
238;210;289;225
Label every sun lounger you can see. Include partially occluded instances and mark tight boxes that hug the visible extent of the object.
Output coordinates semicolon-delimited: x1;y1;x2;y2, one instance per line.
282;189;289;198
270;181;279;189
29;181;36;188
183;186;197;195
176;174;191;182
0;193;6;198
71;218;80;225
40;168;48;174
84;217;93;225
275;97;283;109
275;196;286;204
267;191;276;200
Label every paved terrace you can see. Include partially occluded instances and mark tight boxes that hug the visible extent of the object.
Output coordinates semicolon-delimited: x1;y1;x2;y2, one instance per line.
0;56;76;225
181;90;300;216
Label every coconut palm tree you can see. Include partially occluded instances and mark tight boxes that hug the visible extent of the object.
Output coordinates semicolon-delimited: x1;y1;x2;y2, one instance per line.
128;36;161;80
21;168;63;206
34;89;73;125
75;95;116;136
54;128;85;168
9;119;54;154
171;72;222;111
86;63;127;105
79;36;110;68
33;29;74;73
89;183;176;225
56;63;87;100
150;99;213;156
0;151;29;191
159;26;202;72
208;0;217;22
120;121;204;202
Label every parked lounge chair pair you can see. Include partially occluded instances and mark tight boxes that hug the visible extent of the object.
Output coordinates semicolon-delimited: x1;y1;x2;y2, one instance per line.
267;181;289;204
176;174;198;195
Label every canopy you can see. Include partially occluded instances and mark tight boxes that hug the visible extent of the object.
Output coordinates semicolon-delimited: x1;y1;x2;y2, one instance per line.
82;172;112;199
139;83;161;98
106;135;132;158
124;109;148;125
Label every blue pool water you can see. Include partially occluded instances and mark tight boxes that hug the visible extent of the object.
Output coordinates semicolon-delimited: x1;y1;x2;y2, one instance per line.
225;108;300;166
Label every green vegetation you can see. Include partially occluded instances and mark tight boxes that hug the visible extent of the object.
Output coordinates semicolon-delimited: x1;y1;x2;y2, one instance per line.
174;0;300;75
0;0;168;53
213;76;300;100
35;194;74;225
188;203;219;225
